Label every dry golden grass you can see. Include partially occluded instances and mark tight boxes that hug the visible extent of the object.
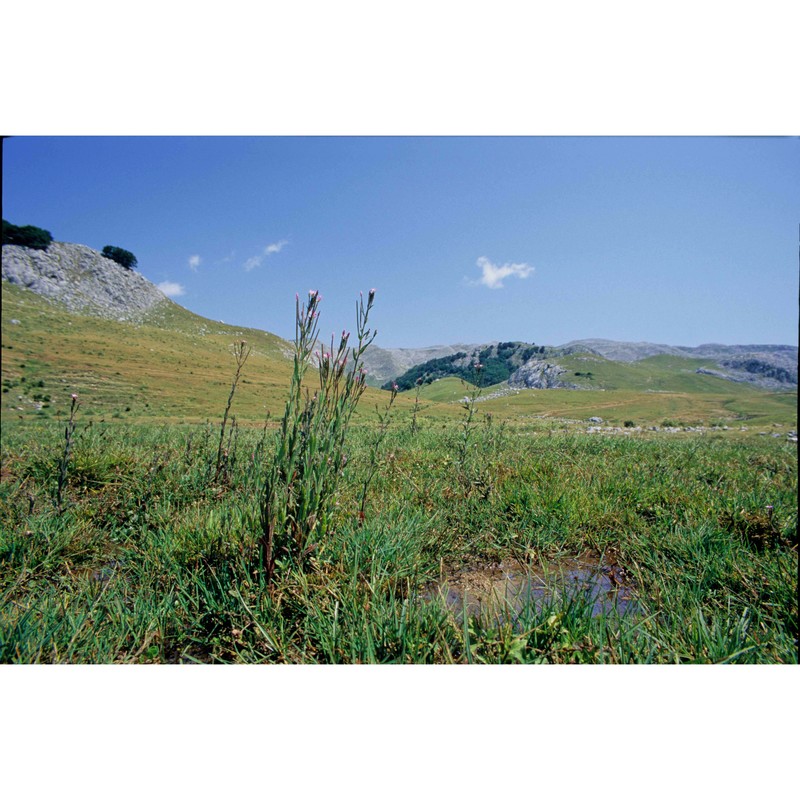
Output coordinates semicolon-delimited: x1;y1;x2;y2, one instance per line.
1;283;437;424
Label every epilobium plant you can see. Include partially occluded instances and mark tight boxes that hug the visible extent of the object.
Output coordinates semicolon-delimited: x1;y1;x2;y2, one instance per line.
456;361;484;473
55;393;80;514
214;339;251;483
410;375;425;435
259;289;377;582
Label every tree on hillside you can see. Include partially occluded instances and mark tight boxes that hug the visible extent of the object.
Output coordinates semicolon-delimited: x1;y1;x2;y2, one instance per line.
2;219;53;250
102;245;138;270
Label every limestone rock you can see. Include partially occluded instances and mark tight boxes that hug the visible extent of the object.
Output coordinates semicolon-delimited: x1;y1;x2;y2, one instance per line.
2;242;169;321
508;361;578;390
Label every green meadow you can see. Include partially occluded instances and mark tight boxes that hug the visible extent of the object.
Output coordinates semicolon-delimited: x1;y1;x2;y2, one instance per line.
1;283;797;663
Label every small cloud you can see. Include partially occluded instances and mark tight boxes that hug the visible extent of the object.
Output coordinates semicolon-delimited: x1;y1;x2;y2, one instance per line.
472;256;534;289
188;254;201;271
243;239;289;271
157;281;186;298
264;239;288;255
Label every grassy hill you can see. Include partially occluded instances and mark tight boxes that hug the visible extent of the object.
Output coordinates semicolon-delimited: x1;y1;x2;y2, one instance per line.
1;282;427;424
413;369;796;429
553;352;779;394
478;386;797;428
2;280;796;430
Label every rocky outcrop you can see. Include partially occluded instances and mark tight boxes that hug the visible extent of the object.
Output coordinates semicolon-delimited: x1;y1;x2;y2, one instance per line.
719;357;796;384
2;242;169;321
508;361;579;389
696;357;797;390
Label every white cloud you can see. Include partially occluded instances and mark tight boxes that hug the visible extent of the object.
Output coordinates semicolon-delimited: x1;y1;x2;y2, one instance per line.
264;239;288;255
188;254;201;271
243;239;289;271
157;280;186;298
473;256;534;289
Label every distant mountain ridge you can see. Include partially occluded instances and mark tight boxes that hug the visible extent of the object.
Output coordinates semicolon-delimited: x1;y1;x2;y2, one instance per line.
381;338;798;392
559;338;797;366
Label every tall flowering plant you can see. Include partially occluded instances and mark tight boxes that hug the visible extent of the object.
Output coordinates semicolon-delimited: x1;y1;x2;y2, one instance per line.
56;393;80;514
259;289;377;581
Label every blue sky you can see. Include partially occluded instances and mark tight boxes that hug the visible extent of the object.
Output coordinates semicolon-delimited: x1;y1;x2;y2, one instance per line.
3;136;798;348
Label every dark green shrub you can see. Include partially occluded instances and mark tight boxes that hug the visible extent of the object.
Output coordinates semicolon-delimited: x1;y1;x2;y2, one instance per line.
2;219;53;250
102;245;138;270
624;420;635;428
387;343;537;391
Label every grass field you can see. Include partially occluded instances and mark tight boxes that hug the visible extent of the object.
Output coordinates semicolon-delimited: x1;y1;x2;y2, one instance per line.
1;412;796;663
1;282;797;663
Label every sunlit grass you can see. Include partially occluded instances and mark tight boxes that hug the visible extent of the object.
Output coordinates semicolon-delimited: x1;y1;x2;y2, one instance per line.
1;414;795;664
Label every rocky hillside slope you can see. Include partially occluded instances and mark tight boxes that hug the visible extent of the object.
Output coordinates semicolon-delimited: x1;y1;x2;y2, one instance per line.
2;242;170;321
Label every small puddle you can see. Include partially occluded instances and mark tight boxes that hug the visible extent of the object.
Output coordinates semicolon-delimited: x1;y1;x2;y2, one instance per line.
71;558;126;584
425;555;638;621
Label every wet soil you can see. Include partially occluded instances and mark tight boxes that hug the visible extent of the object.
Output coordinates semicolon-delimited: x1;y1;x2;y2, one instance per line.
425;554;638;621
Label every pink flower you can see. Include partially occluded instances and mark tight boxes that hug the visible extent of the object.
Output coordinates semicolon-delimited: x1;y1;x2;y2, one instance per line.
71;393;78;400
